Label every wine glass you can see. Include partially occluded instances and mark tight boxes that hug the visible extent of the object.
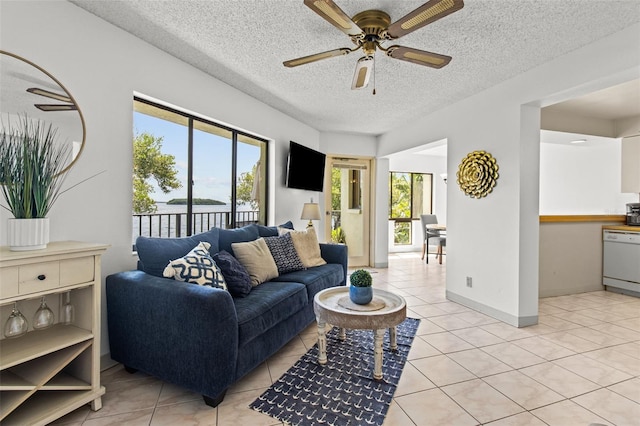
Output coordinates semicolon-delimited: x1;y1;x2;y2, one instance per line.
33;296;54;330
4;302;29;338
62;291;74;325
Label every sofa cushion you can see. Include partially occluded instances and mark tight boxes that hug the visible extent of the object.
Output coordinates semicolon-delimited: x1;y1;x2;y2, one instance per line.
233;281;308;347
162;242;227;289
232;238;279;286
136;229;219;278
263;233;304;275
256;221;294;237
212;250;252;298
272;263;344;302
279;227;326;268
218;225;260;255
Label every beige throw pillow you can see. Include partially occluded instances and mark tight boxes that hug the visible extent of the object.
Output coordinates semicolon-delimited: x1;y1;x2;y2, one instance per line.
280;227;326;268
231;238;279;286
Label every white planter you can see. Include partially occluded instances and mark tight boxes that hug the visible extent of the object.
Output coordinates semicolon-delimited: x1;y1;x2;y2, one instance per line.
7;218;50;251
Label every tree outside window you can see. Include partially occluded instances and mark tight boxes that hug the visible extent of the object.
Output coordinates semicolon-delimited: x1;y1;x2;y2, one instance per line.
389;172;433;245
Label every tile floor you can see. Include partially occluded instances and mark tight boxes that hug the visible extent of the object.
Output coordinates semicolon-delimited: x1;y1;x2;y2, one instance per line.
54;253;640;425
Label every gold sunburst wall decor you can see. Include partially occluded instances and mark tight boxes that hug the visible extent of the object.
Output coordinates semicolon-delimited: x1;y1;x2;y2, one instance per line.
456;150;499;198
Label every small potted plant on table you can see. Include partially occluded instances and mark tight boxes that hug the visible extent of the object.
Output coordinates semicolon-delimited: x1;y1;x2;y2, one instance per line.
349;269;373;305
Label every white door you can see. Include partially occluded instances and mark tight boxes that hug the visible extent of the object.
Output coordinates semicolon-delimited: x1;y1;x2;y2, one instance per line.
324;157;371;267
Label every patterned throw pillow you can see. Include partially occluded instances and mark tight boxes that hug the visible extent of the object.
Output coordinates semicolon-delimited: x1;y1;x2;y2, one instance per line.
264;233;305;274
163;242;228;289
278;227;326;268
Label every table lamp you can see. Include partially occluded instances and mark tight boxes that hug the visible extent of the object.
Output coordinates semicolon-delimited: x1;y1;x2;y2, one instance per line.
301;202;321;228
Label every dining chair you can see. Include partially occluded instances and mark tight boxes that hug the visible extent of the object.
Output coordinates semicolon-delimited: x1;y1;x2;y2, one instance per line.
420;214;446;264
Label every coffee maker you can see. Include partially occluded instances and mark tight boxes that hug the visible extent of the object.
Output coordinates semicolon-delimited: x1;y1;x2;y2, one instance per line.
627;203;640;226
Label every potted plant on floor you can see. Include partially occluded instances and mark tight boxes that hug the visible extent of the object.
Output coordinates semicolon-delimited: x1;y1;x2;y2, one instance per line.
0;115;70;251
349;269;373;305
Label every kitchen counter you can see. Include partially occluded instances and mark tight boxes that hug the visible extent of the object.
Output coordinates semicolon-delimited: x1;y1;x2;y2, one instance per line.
603;225;640;232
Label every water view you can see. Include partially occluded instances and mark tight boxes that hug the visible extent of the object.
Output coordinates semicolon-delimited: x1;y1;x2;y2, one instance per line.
132;202;258;245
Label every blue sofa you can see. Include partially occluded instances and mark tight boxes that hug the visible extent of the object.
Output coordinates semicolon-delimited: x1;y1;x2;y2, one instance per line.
106;224;347;407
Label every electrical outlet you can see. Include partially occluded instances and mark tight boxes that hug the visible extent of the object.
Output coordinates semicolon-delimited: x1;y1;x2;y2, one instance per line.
466;277;472;288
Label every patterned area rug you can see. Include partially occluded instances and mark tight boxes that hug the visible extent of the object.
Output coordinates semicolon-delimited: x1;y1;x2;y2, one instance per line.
250;318;420;426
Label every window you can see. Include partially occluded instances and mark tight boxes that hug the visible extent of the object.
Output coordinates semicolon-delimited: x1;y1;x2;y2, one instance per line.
349;169;362;210
132;97;268;244
389;172;433;244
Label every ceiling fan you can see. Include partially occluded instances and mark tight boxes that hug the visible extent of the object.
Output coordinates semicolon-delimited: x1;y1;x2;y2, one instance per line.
26;87;77;111
284;0;464;90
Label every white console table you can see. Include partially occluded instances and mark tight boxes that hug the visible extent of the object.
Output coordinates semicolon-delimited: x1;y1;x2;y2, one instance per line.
0;241;108;425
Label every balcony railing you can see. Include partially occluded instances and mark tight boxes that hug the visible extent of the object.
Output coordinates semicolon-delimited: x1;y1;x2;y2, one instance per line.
132;210;259;246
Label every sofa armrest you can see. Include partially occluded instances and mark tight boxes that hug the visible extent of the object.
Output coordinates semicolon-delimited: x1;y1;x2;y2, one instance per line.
320;243;348;285
106;270;239;399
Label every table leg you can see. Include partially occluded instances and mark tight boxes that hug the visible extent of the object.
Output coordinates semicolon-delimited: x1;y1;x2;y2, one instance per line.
373;329;385;380
389;326;398;351
90;396;102;411
317;319;327;365
339;327;346;341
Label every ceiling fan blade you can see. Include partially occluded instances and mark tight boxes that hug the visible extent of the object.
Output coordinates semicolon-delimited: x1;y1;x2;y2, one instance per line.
386;0;464;39
283;48;353;67
386;46;452;68
303;0;364;38
351;56;373;90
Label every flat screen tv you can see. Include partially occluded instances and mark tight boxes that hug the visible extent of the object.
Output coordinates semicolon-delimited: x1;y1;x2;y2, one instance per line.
286;141;326;192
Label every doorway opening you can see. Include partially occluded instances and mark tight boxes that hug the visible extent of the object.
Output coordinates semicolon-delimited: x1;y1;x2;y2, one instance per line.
324;156;372;267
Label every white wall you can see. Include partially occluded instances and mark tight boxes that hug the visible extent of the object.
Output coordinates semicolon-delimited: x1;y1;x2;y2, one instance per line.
378;24;640;326
0;1;326;357
320;132;377;158
540;140;637;214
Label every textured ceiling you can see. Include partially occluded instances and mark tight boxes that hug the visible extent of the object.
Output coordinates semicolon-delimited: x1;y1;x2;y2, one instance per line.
69;0;640;136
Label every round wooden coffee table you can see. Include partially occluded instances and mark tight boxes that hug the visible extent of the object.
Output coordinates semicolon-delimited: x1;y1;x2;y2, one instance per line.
313;287;407;380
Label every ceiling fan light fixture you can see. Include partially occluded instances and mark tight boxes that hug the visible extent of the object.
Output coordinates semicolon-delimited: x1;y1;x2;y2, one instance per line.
351;56;373;89
287;0;465;89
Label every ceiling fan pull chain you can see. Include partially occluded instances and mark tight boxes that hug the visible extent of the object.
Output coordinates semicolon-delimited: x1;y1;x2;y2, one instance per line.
372;53;377;95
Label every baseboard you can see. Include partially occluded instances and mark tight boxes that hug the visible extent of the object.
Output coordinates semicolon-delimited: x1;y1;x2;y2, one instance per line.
100;353;118;372
374;261;388;268
446;291;538;328
539;284;605;298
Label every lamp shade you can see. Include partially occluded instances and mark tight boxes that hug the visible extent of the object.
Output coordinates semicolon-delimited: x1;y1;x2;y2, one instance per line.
301;203;321;221
351;57;373;90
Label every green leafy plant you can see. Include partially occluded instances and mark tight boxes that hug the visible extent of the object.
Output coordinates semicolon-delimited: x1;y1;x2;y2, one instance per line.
331;226;346;244
0;116;70;219
350;269;372;287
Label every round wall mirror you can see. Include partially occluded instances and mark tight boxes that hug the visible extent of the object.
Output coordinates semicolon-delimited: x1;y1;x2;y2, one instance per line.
0;50;85;173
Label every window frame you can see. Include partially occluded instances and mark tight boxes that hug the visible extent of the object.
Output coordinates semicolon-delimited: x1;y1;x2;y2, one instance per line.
133;96;269;234
389;171;434;246
388;171;433;221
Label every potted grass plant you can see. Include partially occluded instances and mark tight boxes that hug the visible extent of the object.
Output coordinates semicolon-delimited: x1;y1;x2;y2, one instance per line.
0;115;70;251
349;269;373;305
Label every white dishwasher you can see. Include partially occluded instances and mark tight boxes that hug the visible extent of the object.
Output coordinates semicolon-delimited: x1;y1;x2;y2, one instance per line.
603;230;640;296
